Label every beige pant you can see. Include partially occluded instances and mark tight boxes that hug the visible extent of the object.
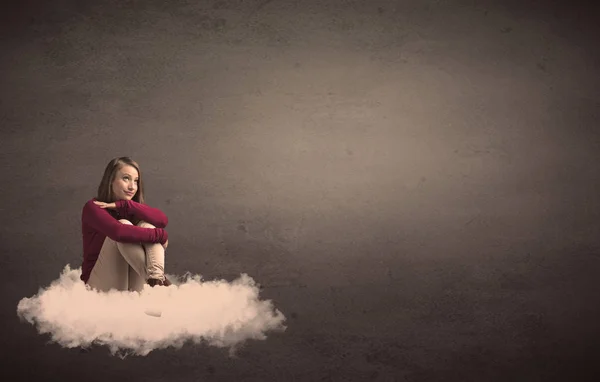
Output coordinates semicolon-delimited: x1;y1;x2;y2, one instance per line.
87;219;165;293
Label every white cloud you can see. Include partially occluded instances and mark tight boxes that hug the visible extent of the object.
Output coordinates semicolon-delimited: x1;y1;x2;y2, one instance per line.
17;265;286;358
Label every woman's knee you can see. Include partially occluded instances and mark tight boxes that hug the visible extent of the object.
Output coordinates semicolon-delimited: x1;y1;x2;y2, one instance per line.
137;220;156;228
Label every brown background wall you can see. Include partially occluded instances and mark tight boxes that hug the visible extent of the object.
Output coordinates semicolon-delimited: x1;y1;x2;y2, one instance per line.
2;0;599;380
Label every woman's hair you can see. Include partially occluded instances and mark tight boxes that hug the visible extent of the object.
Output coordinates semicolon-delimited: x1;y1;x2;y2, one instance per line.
96;156;145;225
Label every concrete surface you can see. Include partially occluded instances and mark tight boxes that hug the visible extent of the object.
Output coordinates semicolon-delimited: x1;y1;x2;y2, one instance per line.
1;0;599;380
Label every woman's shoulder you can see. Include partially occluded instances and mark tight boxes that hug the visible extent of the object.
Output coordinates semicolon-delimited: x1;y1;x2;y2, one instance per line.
82;198;100;211
82;198;119;219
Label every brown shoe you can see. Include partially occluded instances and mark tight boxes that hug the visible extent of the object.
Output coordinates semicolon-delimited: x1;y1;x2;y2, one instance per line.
147;277;173;287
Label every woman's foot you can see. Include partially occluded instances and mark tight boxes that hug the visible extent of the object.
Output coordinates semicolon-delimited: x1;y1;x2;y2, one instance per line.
147;277;172;287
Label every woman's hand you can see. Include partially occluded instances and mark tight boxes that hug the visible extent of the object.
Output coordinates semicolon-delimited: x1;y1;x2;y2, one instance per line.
93;201;117;209
162;239;168;249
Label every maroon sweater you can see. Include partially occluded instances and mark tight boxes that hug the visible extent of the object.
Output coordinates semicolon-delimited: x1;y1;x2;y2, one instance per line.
80;198;169;283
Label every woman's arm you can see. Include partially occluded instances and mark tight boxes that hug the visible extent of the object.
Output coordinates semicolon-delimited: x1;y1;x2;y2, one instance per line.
114;199;168;228
83;200;168;244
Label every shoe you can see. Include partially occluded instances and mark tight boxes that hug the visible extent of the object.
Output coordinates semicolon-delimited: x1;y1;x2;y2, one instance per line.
147;278;164;287
147;277;173;287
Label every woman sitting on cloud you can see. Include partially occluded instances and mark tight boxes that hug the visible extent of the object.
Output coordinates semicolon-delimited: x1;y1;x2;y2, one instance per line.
82;156;172;291
16;156;286;357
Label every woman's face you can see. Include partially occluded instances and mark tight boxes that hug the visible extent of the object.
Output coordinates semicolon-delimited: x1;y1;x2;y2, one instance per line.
112;165;139;201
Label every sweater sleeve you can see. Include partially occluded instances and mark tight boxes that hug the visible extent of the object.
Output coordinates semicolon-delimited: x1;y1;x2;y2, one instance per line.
115;199;168;228
83;200;168;244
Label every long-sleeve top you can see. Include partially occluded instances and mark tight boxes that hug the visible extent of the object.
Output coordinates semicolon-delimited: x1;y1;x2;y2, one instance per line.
80;198;169;283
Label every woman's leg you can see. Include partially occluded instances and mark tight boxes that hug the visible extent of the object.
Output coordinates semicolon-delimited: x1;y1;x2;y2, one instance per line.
87;221;135;292
135;220;166;282
128;264;147;292
127;220;168;291
88;219;167;292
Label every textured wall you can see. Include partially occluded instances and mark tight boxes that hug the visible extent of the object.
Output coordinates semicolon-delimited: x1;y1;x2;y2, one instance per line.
2;0;599;380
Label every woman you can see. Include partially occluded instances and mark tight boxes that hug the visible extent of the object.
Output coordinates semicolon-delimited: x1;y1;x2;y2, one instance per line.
80;156;172;292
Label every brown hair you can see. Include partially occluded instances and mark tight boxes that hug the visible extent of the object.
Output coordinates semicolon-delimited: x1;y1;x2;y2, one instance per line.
96;157;145;225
